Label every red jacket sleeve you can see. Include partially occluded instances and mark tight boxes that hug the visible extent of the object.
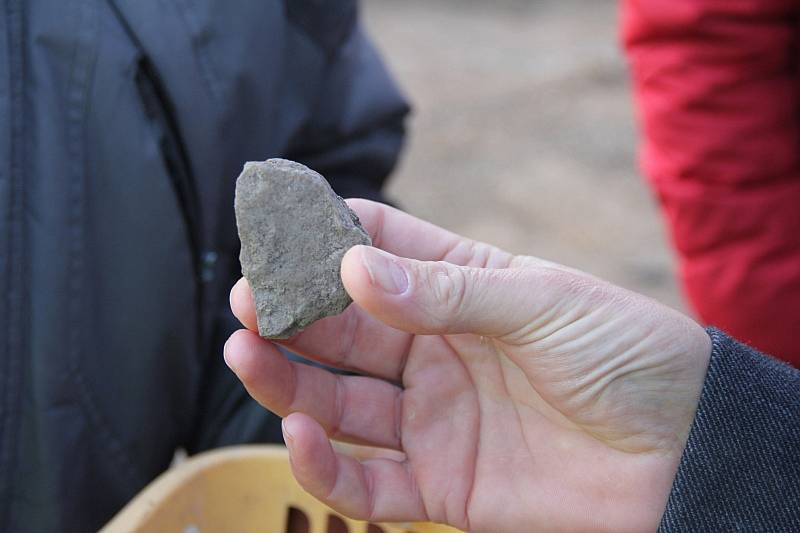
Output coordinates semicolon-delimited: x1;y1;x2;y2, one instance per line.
622;0;800;365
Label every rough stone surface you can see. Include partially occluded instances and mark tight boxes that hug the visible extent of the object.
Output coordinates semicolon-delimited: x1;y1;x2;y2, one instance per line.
235;159;372;339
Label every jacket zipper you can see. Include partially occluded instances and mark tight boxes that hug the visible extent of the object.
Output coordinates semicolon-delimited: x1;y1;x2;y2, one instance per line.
133;56;204;282
106;0;204;286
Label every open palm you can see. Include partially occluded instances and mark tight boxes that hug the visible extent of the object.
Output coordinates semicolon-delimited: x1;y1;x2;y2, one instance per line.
225;200;710;532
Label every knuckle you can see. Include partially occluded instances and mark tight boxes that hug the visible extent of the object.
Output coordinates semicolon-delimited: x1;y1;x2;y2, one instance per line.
534;265;612;304
427;262;469;322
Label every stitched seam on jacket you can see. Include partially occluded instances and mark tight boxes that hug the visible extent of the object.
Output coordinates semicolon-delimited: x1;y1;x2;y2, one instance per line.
1;0;26;530
283;0;357;60
170;0;222;103
65;0;142;493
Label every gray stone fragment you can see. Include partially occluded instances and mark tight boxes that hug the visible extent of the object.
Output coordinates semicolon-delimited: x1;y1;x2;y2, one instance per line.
234;159;372;339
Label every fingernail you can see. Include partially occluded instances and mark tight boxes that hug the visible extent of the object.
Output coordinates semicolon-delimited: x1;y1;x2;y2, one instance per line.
281;418;294;445
223;338;233;370
361;247;408;295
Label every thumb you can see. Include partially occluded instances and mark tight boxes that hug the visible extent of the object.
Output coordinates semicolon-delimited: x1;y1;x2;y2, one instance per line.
341;245;542;337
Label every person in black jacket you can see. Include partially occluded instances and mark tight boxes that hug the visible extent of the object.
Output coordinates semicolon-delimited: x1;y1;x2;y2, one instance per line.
0;2;407;532
226;200;800;532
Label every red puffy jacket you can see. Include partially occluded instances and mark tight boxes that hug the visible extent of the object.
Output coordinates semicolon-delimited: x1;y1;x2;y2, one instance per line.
622;0;800;367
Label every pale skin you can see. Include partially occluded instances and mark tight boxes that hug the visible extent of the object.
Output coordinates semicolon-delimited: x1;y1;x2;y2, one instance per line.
225;199;712;532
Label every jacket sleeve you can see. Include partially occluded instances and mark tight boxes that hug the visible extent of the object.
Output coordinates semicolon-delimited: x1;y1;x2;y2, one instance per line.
659;329;800;531
285;23;410;203
621;0;800;365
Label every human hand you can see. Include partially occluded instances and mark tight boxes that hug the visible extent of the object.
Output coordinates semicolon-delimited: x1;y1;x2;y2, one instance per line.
225;200;711;532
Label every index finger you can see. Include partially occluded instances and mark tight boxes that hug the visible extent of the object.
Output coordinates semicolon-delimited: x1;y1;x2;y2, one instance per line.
346;199;513;268
230;277;413;381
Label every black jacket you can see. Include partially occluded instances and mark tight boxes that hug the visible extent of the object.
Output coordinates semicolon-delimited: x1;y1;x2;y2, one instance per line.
0;1;408;531
661;329;800;531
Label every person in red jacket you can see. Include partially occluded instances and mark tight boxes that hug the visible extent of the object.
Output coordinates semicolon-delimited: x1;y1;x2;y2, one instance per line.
621;0;800;367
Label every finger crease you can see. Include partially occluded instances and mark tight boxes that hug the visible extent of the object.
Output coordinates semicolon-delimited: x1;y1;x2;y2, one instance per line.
395;333;414;383
363;461;377;521
393;388;403;448
441;238;468;264
338;309;359;370
372;203;387;250
447;267;470;326
324;450;341;502
331;375;346;438
405;459;430;521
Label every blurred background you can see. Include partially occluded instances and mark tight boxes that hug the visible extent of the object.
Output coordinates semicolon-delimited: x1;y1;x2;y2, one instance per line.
364;0;685;312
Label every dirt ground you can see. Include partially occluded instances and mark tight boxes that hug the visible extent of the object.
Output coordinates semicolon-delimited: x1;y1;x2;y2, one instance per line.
363;0;685;312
